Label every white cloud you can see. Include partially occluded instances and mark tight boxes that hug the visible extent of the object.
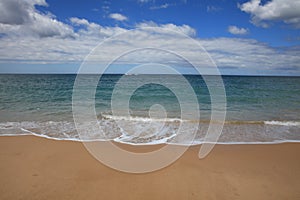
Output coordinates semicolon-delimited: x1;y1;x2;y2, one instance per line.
70;17;126;38
0;0;74;38
28;12;74;38
0;1;299;75
70;18;90;26
0;0;48;25
228;26;249;35
239;0;300;28
137;21;196;37
150;3;172;10
0;19;299;75
108;13;128;21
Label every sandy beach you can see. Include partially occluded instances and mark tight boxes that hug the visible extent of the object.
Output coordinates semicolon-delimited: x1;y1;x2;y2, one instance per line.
0;135;299;200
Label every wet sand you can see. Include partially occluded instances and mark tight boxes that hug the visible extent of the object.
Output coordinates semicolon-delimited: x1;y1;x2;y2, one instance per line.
0;135;299;200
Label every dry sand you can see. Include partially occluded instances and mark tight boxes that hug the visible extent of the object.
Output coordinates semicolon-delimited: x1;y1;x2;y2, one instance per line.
0;135;299;200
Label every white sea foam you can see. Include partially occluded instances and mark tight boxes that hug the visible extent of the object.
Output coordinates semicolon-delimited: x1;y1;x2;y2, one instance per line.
177;139;300;146
0;119;300;145
113;132;177;145
264;121;300;126
2;133;300;146
101;114;183;122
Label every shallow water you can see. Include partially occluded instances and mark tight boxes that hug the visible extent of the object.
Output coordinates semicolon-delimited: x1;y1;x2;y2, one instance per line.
0;74;299;144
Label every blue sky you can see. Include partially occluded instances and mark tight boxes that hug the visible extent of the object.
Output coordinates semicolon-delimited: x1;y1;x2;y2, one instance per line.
0;0;299;75
40;0;299;46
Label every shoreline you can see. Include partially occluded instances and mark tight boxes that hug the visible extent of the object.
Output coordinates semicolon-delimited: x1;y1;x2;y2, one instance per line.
1;135;300;199
1;134;300;146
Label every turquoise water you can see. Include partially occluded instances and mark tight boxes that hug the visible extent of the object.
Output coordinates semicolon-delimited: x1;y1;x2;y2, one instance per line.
0;74;299;144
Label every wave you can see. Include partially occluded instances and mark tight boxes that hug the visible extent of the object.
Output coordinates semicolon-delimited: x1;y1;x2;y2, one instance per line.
101;114;183;122
0;118;299;145
101;114;300;126
264;120;300;126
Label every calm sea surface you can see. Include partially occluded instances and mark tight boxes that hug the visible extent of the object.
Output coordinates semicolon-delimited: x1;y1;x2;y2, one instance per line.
0;74;299;144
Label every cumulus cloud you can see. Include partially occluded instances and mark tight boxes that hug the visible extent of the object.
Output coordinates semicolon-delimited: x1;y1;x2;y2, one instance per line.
108;13;128;21
0;0;299;75
0;0;47;25
0;18;299;75
0;0;74;38
239;0;300;28
70;17;90;26
137;21;196;37
201;37;300;72
228;26;249;35
70;17;126;38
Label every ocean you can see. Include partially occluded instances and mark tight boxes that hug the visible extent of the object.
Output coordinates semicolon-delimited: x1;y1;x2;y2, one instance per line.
0;74;299;145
